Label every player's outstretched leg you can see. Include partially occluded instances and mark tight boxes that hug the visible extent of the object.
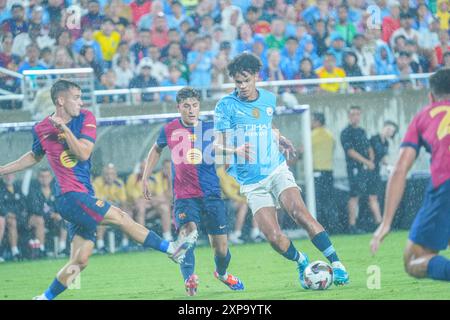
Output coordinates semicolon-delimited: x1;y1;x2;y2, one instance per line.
103;206;198;263
279;188;349;286
177;222;199;296
210;235;244;291
404;240;450;281
254;207;309;288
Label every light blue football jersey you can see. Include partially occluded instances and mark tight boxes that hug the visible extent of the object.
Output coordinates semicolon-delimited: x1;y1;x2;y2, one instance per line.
214;88;285;185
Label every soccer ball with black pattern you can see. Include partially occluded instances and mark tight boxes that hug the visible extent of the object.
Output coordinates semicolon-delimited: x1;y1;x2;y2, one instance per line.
303;261;333;290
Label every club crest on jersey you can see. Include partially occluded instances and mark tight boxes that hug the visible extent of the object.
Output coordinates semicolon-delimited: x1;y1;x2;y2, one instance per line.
266;107;273;116
57;133;66;142
96;200;105;208
178;212;186;220
188;134;197;142
60;150;78;168
252;108;260;119
186;148;203;164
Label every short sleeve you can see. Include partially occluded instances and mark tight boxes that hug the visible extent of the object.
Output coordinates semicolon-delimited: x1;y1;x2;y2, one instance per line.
401;115;420;153
31;127;45;157
80;111;97;143
340;129;353;152
214;101;232;132
156;126;168;149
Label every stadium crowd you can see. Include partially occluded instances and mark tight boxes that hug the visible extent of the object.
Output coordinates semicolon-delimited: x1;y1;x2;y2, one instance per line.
0;0;448;261
0;0;450;109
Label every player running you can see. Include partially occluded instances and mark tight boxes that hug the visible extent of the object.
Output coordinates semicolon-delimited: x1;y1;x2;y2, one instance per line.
371;69;450;282
142;87;243;296
0;80;197;300
213;52;349;288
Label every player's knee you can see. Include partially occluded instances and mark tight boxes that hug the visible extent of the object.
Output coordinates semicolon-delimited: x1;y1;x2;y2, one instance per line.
266;230;284;246
74;254;90;270
403;255;424;279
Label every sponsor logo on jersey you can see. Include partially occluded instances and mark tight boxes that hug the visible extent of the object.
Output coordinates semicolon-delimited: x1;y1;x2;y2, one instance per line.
60;150;78;168
186;148;203;164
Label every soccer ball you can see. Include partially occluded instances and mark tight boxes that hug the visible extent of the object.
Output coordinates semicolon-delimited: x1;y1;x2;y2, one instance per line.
303;261;333;290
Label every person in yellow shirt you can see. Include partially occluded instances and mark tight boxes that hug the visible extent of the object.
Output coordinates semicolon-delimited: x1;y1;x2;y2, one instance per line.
216;166;261;244
126;160;173;242
93;163;127;253
437;0;449;31
311;112;338;232
315;52;347;93
93;18;121;68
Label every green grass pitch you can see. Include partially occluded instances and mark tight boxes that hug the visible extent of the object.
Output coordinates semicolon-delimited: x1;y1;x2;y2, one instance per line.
0;231;448;300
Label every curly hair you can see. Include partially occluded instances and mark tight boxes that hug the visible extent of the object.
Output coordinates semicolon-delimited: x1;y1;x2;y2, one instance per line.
227;52;262;78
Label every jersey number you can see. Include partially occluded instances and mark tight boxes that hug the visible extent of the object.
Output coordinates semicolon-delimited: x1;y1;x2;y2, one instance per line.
430;106;450;140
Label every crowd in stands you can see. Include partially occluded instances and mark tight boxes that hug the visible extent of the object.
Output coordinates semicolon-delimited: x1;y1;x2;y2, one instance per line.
1;0;450;109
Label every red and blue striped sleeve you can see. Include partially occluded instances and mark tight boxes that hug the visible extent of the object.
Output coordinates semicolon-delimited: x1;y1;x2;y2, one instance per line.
80;110;97;143
401;114;420;153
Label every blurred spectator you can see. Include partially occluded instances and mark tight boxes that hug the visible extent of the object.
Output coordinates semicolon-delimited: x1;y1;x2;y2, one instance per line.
251;36;268;67
389;12;420;48
114;56;135;89
302;0;329;26
112;41;135;70
335;4;357;46
150;12;170;49
415;3;433;30
130;28;151;65
93;163;128;253
18;43;47;74
52;47;75;69
328;32;347;67
211;26;226;55
55;30;74;57
1;3;28;38
162;41;190;82
216;166;261;244
105;0;131;33
374;42;396;89
367;120;399;225
265;18;286;50
94;18;121;69
351;33;375;76
296;57;319;94
418;18;440;55
342;50;365;92
443;51;450;69
434;30;450;66
260;48;284;85
199;14;215;37
72;26;103;63
78;45;104;80
436;0;449;31
245;5;271;35
166;1;194;31
130;0;152;26
81;0;106;31
315;52;346;93
220;0;245;42
399;0;417;19
211;48;231;94
187;36;214;89
404;40;426;73
0;0;11;24
0;174;25;261
311;112;337;232
340;106;378;234
160;28;183;59
392;51;415;89
129;59;159;102
0;33;21;103
160;64;188;102
29;5;48;31
147;45;169;82
381;1;401;44
232;23;255;56
138;0;164;30
280;36;301;80
284;5;299;37
312;19;329;57
181;27;198;53
27;168;67;258
96;69;125;103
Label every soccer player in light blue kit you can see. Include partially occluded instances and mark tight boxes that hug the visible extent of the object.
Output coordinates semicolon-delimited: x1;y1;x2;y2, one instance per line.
214;53;349;288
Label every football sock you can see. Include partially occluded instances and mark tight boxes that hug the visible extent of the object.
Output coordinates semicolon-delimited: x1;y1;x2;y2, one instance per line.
11;246;19;255
44;278;67;300
282;241;306;263
59;241;66;252
427;255;450;281
96;239;104;249
215;249;231;276
311;231;339;263
180;246;196;281
143;231;169;253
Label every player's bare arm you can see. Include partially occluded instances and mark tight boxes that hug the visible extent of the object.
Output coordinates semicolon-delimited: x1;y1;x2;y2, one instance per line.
272;124;296;160
347;148;375;170
50;116;94;161
0;151;43;176
370;147;416;254
142;143;163;200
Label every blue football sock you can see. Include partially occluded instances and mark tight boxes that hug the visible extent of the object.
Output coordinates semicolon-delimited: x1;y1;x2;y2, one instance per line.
427;255;450;281
44;278;67;300
281;241;301;262
180;246;196;281
143;230;169;253
311;231;339;263
215;249;231;276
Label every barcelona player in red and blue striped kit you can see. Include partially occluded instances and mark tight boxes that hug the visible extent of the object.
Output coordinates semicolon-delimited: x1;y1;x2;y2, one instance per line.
142;87;243;296
0;80;197;299
371;69;450;282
